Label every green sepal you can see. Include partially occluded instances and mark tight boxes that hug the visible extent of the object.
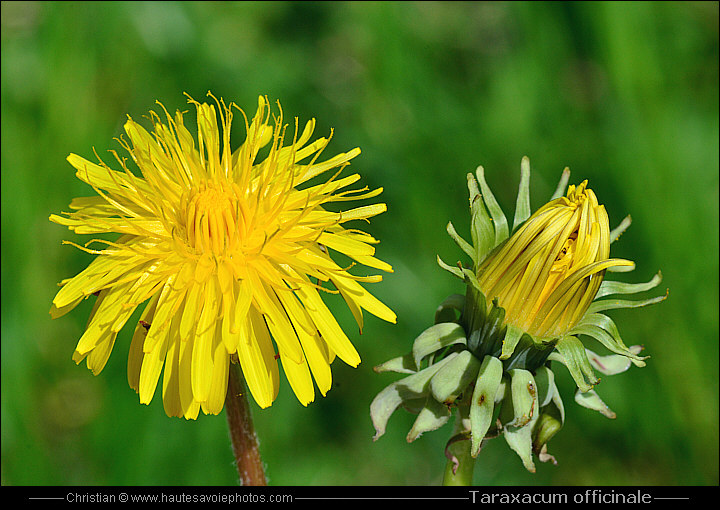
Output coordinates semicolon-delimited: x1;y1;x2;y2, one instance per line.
446;221;477;266
467;173;496;262
502;367;540;473
596;271;662;299
504;369;538;429
437;254;465;280
460;266;484;295
551;376;565;424
512;157;531;233
533;365;556;408
430;350;482;404
475;165;509;245
469;355;504;457
553;336;598;392
585;346;643;375
503;333;557;372
467;298;506;359
407;396;452;442
532;398;564;460
411;322;467;370
569;313;647;366
462;285;487;337
499;324;524;360
550;167;571;200
503;410;538;473
574;388;616;419
371;353;459;441
586;290;668;314
609;214;632;243
373;353;416;375
435;293;465;325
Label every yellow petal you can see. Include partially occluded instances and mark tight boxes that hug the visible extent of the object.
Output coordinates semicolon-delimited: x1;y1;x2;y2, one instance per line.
191;278;220;403
318;231;375;257
128;292;161;391
178;330;201;420
201;325;229;415
237;309;279;408
290;270;361;367
138;322;170;404
161;335;183;418
330;272;397;324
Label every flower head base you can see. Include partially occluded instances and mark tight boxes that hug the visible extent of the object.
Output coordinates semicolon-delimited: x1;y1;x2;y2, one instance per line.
51;93;395;419
371;158;666;474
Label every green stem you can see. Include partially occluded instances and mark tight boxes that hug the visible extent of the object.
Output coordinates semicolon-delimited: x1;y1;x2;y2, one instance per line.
226;362;267;486
442;436;477;485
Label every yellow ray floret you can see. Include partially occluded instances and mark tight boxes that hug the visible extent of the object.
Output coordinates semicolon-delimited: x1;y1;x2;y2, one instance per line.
51;92;395;418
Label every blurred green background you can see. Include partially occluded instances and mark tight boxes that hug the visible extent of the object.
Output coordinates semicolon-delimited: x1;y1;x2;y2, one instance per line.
2;1;718;486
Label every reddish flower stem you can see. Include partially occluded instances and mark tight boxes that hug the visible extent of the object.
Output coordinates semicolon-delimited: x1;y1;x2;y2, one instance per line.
226;363;267;486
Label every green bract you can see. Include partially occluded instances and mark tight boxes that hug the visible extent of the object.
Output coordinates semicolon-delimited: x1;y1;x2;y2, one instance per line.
371;158;667;474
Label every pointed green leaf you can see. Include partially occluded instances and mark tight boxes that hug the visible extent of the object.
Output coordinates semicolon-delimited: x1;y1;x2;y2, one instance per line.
575;388;616;419
467;172;496;261
610;215;632;243
586;291;668;314
446;221;476;265
501;368;541;473
470;355;504;457
430;350;482;404
532;399;564;458
505;369;538;428
551;378;565;424
468;297;506;359
503;334;557;372
533;365;556;408
554;336;597;392
550;167;571;200
460;266;484;294
371;354;458;441
569;313;647;366
504;413;538;473
499;323;525;360
373;353;416;375
585;346;643;375
596;272;662;298
412;322;467;370
512;156;531;232
476;165;509;244
407;397;452;442
463;286;487;338
437;254;465;280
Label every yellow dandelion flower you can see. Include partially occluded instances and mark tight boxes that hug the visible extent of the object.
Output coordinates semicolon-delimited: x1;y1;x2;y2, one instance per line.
50;93;396;419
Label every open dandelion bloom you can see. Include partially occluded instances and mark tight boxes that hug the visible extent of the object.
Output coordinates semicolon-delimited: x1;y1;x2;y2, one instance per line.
50;93;395;419
371;158;665;474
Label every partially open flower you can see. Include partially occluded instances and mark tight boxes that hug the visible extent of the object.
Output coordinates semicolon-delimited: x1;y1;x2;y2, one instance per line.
371;157;666;474
476;180;631;339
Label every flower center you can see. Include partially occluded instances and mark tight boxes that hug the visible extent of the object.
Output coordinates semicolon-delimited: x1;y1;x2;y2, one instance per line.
551;232;577;274
185;181;241;255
